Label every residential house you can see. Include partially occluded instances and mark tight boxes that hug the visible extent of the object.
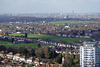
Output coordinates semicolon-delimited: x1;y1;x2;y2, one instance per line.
6;52;13;59
13;53;20;61
19;55;26;62
27;57;33;64
0;51;5;58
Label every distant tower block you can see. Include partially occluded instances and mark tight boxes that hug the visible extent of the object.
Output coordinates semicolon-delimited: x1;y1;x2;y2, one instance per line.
66;15;69;19
0;29;1;31
72;10;74;14
25;33;27;38
0;29;3;35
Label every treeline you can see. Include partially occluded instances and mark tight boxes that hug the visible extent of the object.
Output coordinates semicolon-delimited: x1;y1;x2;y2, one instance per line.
0;45;62;64
0;45;80;67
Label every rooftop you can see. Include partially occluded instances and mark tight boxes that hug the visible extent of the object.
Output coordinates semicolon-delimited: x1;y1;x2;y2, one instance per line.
85;41;98;44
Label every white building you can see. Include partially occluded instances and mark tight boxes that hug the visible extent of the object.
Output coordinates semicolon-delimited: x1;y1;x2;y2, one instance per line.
80;41;100;67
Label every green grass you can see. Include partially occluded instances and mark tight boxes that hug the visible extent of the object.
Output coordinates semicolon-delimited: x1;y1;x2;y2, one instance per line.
49;21;100;25
0;41;10;44
9;34;93;42
9;34;25;36
0;40;46;48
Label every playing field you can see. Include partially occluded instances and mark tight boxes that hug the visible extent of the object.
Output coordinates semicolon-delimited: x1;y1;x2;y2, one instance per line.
49;21;99;25
0;40;46;48
10;34;93;42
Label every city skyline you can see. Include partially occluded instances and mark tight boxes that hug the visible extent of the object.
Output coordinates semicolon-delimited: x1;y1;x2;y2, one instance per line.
0;0;100;14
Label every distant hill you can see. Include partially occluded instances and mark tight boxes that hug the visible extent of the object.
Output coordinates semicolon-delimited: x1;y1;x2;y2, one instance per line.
0;15;54;22
0;15;100;23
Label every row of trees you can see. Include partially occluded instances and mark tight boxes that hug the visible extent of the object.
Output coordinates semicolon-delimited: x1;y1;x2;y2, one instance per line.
0;45;80;66
0;45;62;64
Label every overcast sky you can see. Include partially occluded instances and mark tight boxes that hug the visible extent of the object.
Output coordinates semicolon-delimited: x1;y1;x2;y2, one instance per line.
0;0;100;13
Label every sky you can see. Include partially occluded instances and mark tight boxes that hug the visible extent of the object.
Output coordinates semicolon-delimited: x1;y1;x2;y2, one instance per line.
0;0;100;14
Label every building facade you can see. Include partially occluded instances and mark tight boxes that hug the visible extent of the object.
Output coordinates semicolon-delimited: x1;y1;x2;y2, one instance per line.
80;41;100;67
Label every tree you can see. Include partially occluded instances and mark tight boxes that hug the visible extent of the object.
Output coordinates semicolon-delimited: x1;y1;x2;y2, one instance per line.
37;44;41;48
7;47;18;54
73;55;80;66
19;46;27;55
35;48;44;58
49;49;58;59
44;47;50;59
63;49;71;67
70;54;75;66
0;45;6;51
28;48;35;57
55;53;62;64
24;48;28;56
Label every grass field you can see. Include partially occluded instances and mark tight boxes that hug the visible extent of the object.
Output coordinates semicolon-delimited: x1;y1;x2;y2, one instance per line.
0;40;46;48
10;34;93;42
49;21;99;25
